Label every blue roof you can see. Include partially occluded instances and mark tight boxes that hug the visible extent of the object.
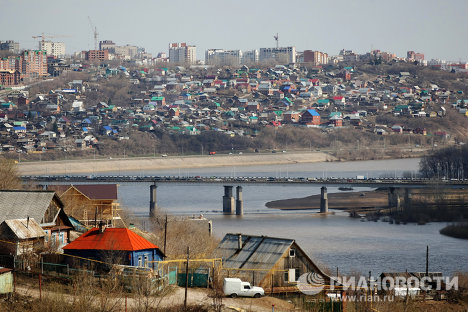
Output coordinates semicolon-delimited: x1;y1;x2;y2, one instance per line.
306;109;320;116
103;126;112;131
82;127;88;132
13;126;26;130
83;118;91;124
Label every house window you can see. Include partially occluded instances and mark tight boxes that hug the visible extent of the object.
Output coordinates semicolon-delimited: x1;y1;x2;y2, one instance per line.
44;230;49;243
295;269;301;282
144;255;149;268
289;249;296;257
138;256;142;267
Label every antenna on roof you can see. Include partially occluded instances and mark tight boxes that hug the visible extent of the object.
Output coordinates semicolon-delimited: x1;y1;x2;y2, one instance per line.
274;33;279;49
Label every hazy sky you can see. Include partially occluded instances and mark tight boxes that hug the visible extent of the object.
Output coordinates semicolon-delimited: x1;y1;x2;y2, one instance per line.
2;0;467;61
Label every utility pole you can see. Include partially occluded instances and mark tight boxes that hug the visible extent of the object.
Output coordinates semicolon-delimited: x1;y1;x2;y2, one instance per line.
163;215;168;255
426;245;429;275
184;247;190;308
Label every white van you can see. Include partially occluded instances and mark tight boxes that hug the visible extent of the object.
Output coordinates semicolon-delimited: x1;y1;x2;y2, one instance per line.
223;278;264;298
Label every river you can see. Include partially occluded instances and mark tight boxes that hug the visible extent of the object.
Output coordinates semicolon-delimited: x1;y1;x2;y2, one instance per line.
70;158;468;275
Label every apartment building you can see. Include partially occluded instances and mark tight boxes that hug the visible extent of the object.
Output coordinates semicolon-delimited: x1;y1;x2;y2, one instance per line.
169;43;196;64
303;50;329;65
40;41;66;58
21;50;48;79
0;41;20;54
0;70;21;86
407;51;424;62
85;50;109;61
99;40;116;52
205;49;243;65
242;50;259;64
259;47;296;64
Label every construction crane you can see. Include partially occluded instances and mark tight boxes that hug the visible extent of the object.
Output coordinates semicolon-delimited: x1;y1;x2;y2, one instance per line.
274;33;279;49
88;16;99;50
32;33;61;49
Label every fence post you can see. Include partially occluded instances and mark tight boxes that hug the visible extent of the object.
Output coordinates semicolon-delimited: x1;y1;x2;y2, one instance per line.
39;273;42;301
41;257;43;275
67;264;70;276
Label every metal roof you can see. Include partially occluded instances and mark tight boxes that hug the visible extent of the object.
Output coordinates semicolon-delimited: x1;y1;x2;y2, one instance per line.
2;218;45;239
216;233;294;273
0;190;62;225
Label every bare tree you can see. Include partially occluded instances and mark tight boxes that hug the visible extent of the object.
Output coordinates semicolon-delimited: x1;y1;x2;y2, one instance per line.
0;157;21;189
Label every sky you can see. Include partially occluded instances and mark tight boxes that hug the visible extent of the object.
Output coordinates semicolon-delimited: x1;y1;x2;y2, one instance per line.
1;0;467;62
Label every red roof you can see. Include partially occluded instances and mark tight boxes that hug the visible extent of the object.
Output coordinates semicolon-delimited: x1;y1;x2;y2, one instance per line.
48;184;118;200
63;228;159;251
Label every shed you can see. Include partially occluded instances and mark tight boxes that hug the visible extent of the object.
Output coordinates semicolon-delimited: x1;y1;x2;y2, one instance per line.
0;218;45;256
0;267;13;294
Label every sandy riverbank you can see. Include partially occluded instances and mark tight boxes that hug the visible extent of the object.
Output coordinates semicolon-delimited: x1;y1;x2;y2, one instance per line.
18;151;335;175
266;189;389;210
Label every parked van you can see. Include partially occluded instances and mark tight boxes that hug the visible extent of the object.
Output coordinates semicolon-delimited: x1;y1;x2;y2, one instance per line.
223;278;264;298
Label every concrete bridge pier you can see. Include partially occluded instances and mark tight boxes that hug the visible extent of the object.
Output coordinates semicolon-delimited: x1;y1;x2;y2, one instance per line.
150;183;157;217
388;187;402;213
236;186;243;215
404;188;412;210
320;186;328;213
223;186;235;215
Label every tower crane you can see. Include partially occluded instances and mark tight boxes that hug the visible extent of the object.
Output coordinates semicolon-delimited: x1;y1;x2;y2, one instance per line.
88;16;99;50
274;33;279;49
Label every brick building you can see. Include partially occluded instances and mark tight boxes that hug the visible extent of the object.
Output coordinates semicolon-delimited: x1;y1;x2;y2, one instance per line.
85;50;109;61
303;50;328;65
0;70;21;87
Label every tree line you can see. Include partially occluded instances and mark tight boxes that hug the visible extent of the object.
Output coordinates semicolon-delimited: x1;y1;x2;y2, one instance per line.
419;145;467;179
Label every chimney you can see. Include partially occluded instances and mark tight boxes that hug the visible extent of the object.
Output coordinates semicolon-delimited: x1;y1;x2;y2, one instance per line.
237;234;242;250
26;216;29;228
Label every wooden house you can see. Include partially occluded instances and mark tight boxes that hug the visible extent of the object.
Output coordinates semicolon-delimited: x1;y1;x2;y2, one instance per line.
0;190;74;252
47;184;120;227
0;218;45;256
63;226;164;268
215;233;332;291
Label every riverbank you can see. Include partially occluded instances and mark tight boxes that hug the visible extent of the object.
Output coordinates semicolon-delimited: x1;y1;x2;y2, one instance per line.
440;223;468;239
18;151;335;175
266;189;389;210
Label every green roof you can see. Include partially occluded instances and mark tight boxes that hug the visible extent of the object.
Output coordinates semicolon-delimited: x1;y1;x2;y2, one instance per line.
151;96;164;101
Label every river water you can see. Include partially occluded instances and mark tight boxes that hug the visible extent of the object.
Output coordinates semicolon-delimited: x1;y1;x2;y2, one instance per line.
81;158;468;275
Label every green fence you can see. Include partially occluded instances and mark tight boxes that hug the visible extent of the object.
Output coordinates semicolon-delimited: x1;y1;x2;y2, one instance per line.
177;268;209;288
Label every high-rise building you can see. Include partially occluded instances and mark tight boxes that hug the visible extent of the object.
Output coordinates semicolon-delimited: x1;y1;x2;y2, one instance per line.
303;50;329;65
21;50;48;79
169;43;196;64
0;40;20;54
259;47;296;64
114;45;138;59
40;41;66;58
99;40;116;52
205;49;243;65
242;50;259;64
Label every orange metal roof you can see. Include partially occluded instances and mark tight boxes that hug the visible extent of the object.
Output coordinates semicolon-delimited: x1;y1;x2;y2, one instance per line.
63;227;158;251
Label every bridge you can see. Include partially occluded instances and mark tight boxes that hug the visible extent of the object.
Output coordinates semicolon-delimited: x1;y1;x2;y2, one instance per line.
21;174;468;188
22;175;466;217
